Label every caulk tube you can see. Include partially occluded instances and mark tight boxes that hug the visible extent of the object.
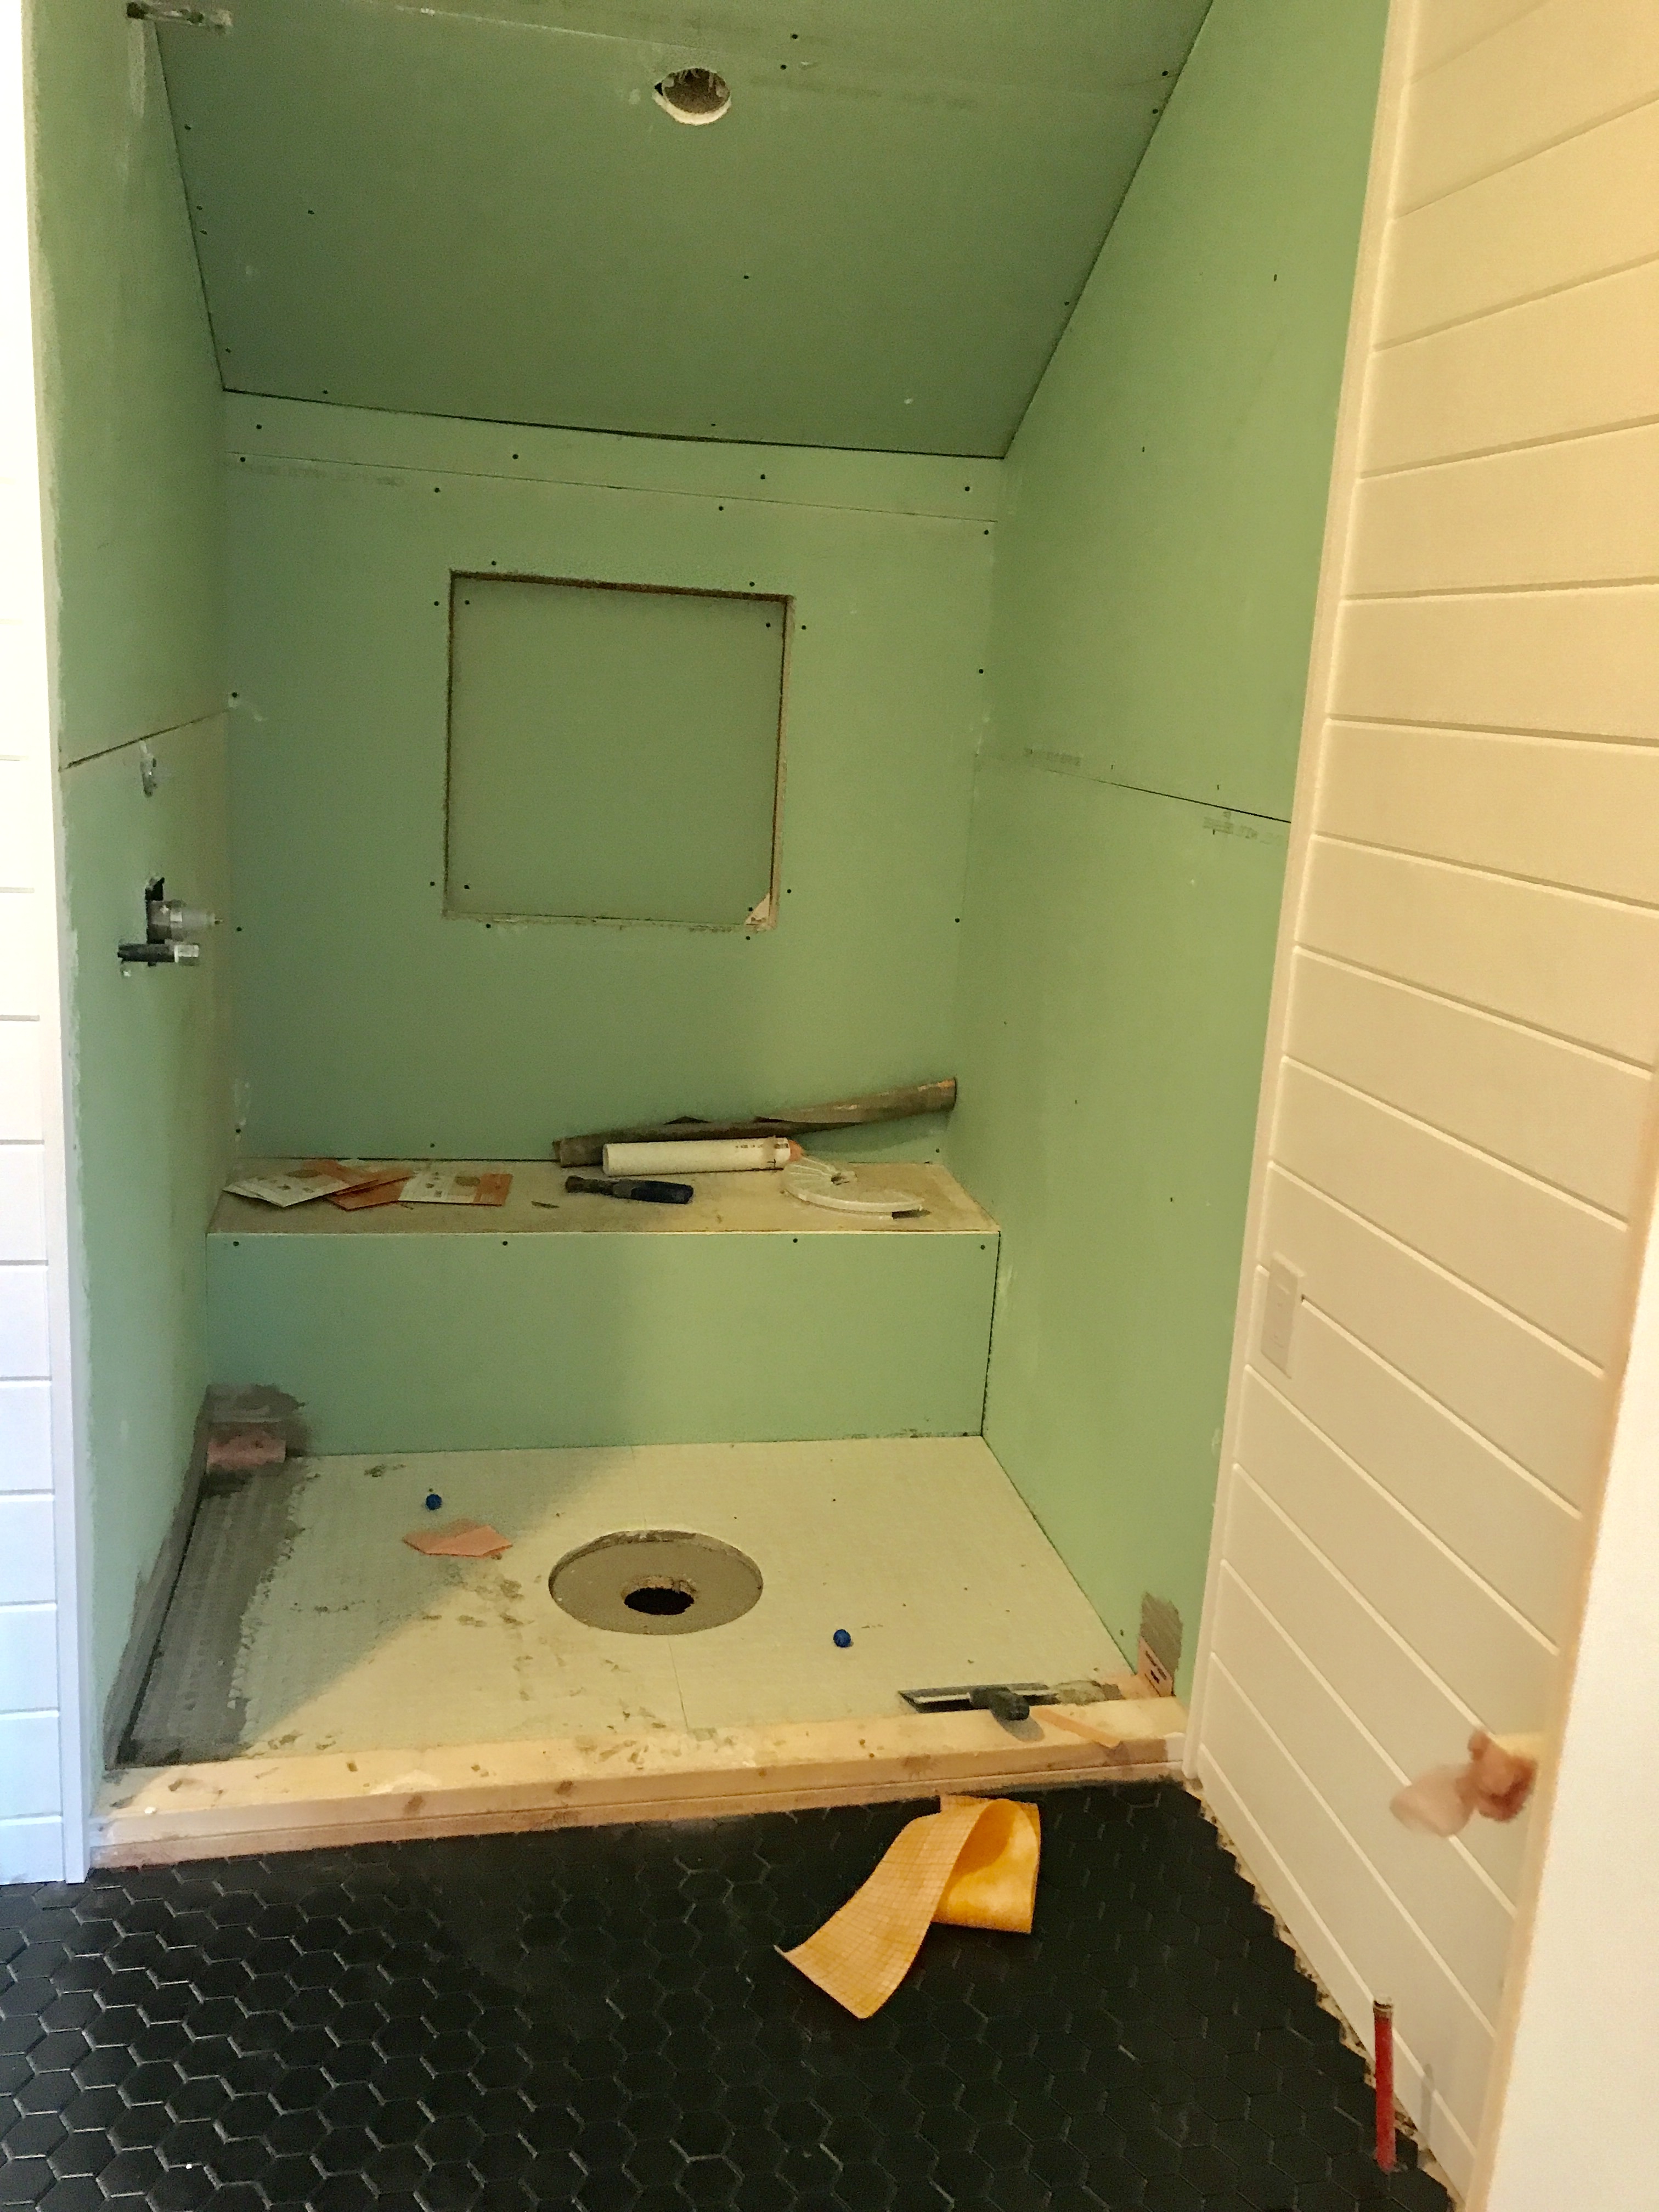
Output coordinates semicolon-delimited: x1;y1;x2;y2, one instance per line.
602;1138;803;1176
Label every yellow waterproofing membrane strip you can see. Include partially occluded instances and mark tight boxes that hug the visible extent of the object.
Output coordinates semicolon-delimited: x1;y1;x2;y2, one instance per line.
781;1796;1040;2018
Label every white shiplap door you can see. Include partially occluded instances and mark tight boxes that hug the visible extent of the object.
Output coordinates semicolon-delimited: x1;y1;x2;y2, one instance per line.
1190;0;1659;2194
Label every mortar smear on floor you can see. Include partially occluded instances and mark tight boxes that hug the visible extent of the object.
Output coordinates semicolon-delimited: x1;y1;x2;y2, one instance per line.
132;1437;1128;1761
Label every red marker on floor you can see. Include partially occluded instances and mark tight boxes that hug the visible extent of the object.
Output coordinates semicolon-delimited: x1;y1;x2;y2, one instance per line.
1374;1999;1396;2172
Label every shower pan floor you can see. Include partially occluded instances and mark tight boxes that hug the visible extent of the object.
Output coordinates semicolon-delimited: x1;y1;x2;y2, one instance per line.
133;1437;1133;1763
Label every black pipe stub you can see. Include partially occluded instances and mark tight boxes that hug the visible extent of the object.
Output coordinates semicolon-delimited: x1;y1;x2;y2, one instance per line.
549;1529;762;1635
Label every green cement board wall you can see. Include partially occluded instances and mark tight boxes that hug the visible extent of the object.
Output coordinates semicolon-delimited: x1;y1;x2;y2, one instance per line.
30;12;231;1735
950;0;1387;1691
60;727;232;1738
225;399;995;1161
30;15;223;771
207;1231;998;1454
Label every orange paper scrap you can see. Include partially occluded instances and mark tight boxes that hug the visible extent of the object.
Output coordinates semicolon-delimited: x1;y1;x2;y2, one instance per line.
331;1173;412;1210
307;1159;408;1193
397;1170;512;1206
403;1519;513;1559
225;1159;403;1208
782;1796;1040;2018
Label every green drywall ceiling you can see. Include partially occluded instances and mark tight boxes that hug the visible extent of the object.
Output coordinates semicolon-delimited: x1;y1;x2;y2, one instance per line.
226;398;994;1159
208;1228;997;1453
60;721;232;1732
29;12;223;768
157;0;1209;456
988;0;1386;820
950;0;1387;1690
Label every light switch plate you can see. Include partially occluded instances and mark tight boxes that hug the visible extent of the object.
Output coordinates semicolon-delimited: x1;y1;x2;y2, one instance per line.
1261;1257;1302;1374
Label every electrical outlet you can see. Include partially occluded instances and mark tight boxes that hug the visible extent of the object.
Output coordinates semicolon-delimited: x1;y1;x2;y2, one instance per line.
1261;1256;1302;1374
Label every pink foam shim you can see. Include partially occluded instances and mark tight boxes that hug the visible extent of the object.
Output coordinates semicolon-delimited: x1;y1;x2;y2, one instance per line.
402;1519;513;1559
206;1426;287;1474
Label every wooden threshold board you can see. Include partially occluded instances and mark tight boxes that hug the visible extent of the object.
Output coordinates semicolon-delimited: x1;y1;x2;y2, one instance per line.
93;1696;1186;1867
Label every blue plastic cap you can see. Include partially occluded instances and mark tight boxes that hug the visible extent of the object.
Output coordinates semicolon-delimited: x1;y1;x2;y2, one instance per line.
832;1628;852;1649
425;1492;443;1510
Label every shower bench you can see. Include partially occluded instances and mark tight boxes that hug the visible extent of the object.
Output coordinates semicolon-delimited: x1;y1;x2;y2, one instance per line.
207;1159;999;1453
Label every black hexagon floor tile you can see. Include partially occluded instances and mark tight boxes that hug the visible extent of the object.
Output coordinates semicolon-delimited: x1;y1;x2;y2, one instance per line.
2;1786;1451;2209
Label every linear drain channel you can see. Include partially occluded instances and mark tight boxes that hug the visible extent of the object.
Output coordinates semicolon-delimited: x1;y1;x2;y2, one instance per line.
549;1529;763;1635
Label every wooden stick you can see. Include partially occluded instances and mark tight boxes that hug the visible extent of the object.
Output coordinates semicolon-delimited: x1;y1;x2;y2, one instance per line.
92;1697;1181;1867
1374;2000;1396;2172
555;1079;958;1167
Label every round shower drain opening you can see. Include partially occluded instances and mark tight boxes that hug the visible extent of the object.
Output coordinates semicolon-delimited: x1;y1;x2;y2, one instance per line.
549;1530;763;1636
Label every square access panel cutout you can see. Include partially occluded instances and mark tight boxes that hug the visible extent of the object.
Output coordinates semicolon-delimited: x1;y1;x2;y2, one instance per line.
446;574;788;926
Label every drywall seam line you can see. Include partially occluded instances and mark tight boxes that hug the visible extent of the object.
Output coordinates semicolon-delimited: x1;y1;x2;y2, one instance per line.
225;397;1007;472
1265;1161;1606;1379
333;0;1167;97
993;0;1212;455
334;0;689;49
148;25;229;405
1244;1366;1564;1653
1375;241;1659;356
59;709;224;774
1280;1053;1631;1229
1358;405;1659;481
976;1262;998;1441
1313;827;1659;918
224;449;994;528
1262;1271;1585;1522
996;751;1290;824
1218;1559;1520;1918
1207;1656;1500;2035
1290;944;1655;1076
1392;86;1659;223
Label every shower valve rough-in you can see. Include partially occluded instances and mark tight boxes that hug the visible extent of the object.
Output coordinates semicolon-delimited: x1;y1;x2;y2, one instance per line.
119;876;217;966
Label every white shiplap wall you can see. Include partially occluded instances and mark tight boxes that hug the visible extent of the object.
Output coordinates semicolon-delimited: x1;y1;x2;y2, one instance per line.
0;0;83;1882
1190;0;1659;2189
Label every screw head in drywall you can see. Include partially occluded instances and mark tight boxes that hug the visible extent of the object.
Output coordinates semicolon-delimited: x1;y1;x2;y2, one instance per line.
833;1628;851;1649
425;1493;443;1511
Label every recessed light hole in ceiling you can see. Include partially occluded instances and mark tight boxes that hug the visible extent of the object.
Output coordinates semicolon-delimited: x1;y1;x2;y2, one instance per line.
653;68;731;126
